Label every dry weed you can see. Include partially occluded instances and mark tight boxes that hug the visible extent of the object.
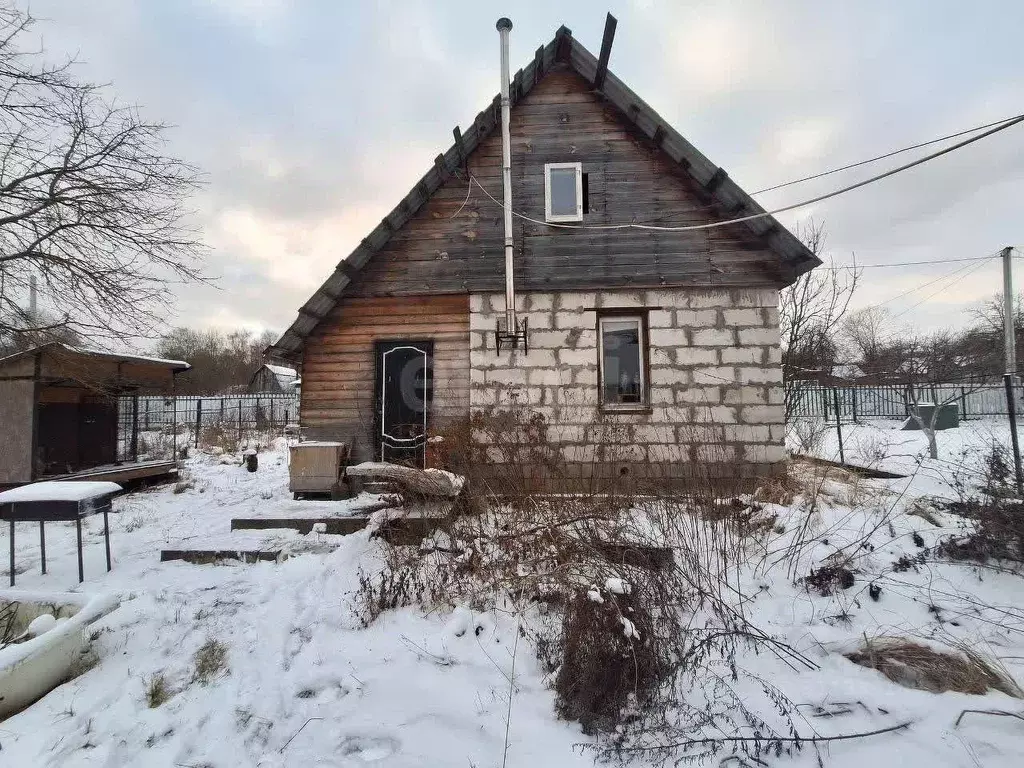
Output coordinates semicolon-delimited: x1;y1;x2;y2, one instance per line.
145;672;171;707
192;639;228;685
846;638;1022;697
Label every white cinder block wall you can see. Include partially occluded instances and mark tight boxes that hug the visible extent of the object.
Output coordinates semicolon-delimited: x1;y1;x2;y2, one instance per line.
468;288;786;484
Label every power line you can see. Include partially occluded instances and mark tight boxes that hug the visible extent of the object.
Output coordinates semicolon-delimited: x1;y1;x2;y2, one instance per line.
853;250;1002;312
890;256;1000;320
750;113;1024;195
816;254;1001;271
467;112;1024;233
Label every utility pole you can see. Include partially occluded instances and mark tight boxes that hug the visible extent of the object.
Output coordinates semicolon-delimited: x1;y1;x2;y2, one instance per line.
1004;246;1016;374
1001;245;1023;494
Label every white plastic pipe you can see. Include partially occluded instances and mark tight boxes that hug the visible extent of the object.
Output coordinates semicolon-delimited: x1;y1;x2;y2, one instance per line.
496;17;516;337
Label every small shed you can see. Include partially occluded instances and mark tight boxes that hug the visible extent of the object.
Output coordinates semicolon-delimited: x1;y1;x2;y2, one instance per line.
0;343;189;487
247;363;298;394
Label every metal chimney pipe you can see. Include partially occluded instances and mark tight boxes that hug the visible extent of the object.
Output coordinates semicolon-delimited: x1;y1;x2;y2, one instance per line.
496;17;516;338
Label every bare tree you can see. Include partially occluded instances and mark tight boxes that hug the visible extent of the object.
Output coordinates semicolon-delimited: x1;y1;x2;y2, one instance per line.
971;291;1024;336
0;5;204;352
780;221;861;418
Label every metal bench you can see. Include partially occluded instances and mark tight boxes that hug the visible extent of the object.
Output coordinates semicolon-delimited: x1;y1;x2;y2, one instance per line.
0;481;121;585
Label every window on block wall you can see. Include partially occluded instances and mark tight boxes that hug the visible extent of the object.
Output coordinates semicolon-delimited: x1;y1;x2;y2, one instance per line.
598;314;648;408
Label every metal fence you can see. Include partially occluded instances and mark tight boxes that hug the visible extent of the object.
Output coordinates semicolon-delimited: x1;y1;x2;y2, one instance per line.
133;394;300;432
788;383;1020;420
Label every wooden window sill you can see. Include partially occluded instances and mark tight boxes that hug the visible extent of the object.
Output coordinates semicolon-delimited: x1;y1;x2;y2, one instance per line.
599;405;653;416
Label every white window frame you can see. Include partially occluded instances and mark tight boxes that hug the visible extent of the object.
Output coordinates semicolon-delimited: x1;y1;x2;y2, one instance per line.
544;162;584;223
598;314;647;409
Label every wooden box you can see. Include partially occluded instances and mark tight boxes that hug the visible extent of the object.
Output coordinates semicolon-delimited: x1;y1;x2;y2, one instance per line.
288;441;348;494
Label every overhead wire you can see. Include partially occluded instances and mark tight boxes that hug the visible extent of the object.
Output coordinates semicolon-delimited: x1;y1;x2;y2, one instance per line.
848;250;1002;313
890;253;1003;320
466;111;1024;233
749;113;1024;195
815;254;1005;271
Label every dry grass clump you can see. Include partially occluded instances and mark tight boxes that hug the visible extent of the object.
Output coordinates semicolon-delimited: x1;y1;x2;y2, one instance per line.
192;638;228;685
200;422;238;454
805;562;855;596
846;638;1022;697
145;672;171;708
751;469;806;506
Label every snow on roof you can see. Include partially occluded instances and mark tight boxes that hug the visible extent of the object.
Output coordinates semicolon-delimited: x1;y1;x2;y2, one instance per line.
0;481;122;504
0;342;190;371
265;364;297;378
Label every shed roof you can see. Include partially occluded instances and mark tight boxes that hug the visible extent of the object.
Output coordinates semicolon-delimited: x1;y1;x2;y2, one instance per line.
0;342;190;392
0;342;190;372
268;21;820;361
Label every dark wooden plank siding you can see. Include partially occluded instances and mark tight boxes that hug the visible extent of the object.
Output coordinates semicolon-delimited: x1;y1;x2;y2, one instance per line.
345;65;781;298
301;295;470;461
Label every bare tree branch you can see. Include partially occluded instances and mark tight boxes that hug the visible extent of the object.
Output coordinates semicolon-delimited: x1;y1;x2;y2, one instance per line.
0;5;206;354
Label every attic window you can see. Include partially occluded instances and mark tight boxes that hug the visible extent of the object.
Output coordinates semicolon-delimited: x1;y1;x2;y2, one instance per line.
545;162;583;222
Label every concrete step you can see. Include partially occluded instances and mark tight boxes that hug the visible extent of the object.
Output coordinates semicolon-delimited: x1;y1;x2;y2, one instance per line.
160;549;284;565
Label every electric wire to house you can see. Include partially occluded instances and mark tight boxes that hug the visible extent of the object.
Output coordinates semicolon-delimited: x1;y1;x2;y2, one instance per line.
457;112;1024;234
640;111;1024;225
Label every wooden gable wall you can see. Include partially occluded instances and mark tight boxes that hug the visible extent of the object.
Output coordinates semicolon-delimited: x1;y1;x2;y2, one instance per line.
300;295;470;460
345;64;783;298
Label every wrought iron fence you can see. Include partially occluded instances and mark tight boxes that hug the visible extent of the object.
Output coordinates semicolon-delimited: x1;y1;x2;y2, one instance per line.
788;383;1019;420
133;394;300;432
115;394;300;461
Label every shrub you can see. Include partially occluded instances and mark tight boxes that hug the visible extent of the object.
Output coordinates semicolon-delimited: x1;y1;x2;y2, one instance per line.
354;407;805;764
554;588;665;733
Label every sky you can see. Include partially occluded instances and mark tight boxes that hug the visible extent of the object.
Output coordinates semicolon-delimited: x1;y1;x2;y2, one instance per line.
21;0;1024;345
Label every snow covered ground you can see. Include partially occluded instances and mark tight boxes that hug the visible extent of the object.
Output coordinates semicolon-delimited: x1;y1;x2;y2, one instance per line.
2;433;1024;767
789;415;1017;493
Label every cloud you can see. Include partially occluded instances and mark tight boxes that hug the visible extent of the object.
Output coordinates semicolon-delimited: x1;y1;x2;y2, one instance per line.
206;203;384;294
20;0;1024;342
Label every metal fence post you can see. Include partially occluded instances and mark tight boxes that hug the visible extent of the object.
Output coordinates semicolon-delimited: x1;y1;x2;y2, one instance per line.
131;395;139;461
194;399;202;449
851;387;859;423
832;387;845;464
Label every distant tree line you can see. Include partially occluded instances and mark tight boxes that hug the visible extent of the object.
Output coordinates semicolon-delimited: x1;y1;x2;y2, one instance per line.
155;327;278;395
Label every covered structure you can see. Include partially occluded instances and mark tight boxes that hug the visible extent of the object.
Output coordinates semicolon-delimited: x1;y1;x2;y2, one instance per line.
247;363;298;394
0;343;189;488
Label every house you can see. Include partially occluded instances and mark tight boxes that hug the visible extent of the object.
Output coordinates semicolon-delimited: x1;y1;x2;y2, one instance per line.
0;343;189;487
248;363;299;394
267;18;820;489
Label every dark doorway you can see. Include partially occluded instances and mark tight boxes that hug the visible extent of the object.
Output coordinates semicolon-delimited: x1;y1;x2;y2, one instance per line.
374;340;433;466
36;391;118;475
